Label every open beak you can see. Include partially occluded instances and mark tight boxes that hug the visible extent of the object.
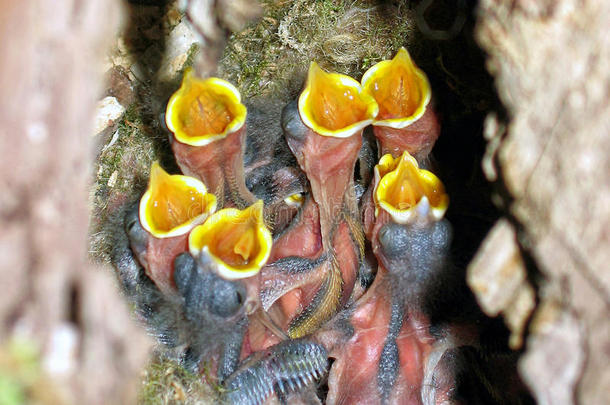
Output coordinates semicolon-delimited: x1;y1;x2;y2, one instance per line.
374;151;448;224
271;63;375;338
189;200;272;280
362;48;439;160
362;47;430;128
137;162;217;294
165;68;254;208
139;162;217;238
298;62;378;138
166;68;246;147
267;64;376;339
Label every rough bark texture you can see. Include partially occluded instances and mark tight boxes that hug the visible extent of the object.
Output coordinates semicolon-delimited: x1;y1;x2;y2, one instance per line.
470;1;610;404
0;1;151;404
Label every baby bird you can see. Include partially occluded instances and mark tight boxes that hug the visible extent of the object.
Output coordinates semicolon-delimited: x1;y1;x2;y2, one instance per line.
223;216;528;404
242;100;309;234
108;47;529;405
320;213;455;405
113;203;250;380
263;63;378;339
166;70;255;209
361;48;440;164
126;163;217;294
166;70;307;235
220;215;456;405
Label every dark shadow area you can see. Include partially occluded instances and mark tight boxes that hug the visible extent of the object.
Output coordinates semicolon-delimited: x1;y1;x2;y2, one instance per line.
123;0;180;174
407;0;535;403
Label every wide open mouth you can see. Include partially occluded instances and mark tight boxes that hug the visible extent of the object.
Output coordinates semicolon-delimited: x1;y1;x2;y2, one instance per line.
361;47;431;129
166;68;247;146
189;200;272;280
298;62;378;138
374;151;448;223
139;162;217;238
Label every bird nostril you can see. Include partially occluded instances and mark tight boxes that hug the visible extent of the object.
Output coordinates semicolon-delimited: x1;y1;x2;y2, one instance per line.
124;204;139;231
236;289;245;307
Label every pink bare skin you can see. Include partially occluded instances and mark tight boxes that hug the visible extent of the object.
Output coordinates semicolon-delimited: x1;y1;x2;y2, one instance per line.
251;197;326;350
312;212;457;404
136;233;189;295
373;107;440;162
295;131;363;308
172;124;304;233
315;264;434;405
279;100;365;337
126;205;191;295
171;126;256;209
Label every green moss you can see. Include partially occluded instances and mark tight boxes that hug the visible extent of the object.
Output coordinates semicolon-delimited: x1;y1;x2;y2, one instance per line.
0;341;36;405
139;358;216;405
0;376;25;405
89;99;167;264
0;339;62;405
219;0;416;101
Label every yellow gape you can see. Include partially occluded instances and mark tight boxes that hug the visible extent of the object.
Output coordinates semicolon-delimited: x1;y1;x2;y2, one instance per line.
298;62;378;138
374;151;448;223
362;47;431;129
166;68;247;146
139;162;217;238
189;200;272;280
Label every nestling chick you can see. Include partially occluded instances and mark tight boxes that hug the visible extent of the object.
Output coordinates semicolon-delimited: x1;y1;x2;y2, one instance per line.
166;70;255;209
361;47;440;164
273;63;377;337
243;100;309;234
114;203;250;380
166;70;307;235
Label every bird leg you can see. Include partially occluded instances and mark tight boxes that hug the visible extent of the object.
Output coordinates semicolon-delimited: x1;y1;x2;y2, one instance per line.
118;199;252;382
250;196;328;350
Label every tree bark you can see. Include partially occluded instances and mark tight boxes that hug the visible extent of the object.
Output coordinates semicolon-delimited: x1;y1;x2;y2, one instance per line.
0;1;151;403
471;1;610;403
